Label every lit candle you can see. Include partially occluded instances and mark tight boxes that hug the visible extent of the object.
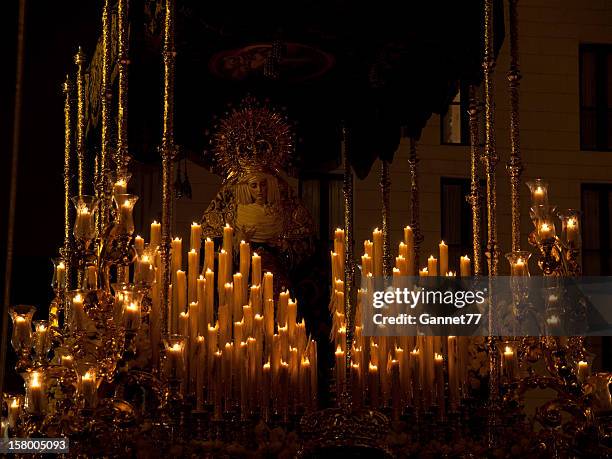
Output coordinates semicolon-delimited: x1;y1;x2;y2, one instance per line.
188;249;198;304
60;354;74;367
134;235;145;253
372;228;383;277
251;252;262;286
8;397;20;429
361;254;372;276
176;270;187;312
250;285;262;316
166;342;184;379
262;360;271;420
427;255;438;276
190;222;202;252
566;217;579;245
335;345;346;397
502;345;517;380
80;370;97;408
205;269;215;326
368;363;379;407
532;184;546;207
263;272;274;304
27;371;44;414
223;223;233;255
150;221;161;248
396;256;408;276
171;237;182;273
56;262;66;289
218;250;229;293
239;241;250;290
113;179;127;196
390;359;401;420
233;273;244;323
439;241;448;277
434;353;445;417
419;267;428;277
511;257;528;276
410;348;421;408
72;293;85;330
404;226;415;275
460;255;471;277
539;222;554;240
197;276;207;331
203;238;214;274
278;289;289;326
577;360;590;384
75;206;94;240
123;301;140;331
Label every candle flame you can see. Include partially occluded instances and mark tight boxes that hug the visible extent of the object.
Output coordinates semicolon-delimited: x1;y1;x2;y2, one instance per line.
36;324;47;332
30;372;41;388
122;199;130;208
15;315;26;323
504;346;513;355
126;302;139;312
535;186;544;194
434;353;443;361
567;218;577;228
82;371;94;381
58;262;65;269
170;343;182;352
10;398;19;408
141;255;150;263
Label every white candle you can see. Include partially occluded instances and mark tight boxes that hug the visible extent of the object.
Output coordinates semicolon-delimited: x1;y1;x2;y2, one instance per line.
439;241;448;277
150;221;161;248
190;222;202;252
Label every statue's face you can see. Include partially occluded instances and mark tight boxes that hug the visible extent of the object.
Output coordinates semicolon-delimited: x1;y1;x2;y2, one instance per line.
247;175;268;205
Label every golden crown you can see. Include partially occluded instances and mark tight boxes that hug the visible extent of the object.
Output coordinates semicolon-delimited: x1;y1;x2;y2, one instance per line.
212;97;294;182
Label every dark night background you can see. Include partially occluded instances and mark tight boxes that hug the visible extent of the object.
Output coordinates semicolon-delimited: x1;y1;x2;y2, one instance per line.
1;1;101;391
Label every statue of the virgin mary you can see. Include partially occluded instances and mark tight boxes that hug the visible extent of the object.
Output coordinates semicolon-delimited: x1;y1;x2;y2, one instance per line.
201;98;314;291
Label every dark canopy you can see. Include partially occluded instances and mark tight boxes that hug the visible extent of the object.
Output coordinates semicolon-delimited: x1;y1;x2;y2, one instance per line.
104;0;505;178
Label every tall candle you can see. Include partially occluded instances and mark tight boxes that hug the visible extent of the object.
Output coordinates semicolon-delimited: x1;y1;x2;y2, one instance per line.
28;371;44;414
368;363;379;407
171;237;182;273
372;228;383;277
263;272;274;304
577;360;590;383
566;217;579;245
205;269;215;326
390;359;401;420
72;293;85;330
278;289;289;325
239;241;250;288
188;249;198;304
197;276;207;332
86;265;98;290
150;221;161;248
404;226;415;275
262;360;271;420
124;301;141;331
233;273;244;322
176;270;187;313
434;353;445;417
460;255;471;277
195;335;205;410
502;345;518;380
218;250;229;297
56;261;66;289
250;285;262;316
447;336;459;410
190;222;202;252
80;370;97;409
8;397;20;429
203;238;214;274
439;241;448;277
223;224;233;255
251;253;262;286
134;235;145;253
427;255;438;276
335;345;345;397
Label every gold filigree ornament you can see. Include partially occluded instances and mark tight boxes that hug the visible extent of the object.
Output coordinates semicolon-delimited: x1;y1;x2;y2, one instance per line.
211;96;294;182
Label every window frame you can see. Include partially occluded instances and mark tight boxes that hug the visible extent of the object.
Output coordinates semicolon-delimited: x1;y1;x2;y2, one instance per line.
579;44;612;152
440;81;471;146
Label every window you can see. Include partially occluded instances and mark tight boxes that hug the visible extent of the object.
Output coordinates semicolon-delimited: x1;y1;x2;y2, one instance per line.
580;44;612;151
299;173;344;246
440;177;487;274
441;82;470;145
581;183;612;371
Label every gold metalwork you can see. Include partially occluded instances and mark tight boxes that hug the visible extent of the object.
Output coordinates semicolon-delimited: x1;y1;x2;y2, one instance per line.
74;47;87;196
482;0;499;278
380;160;392;277
211;97;293;183
482;0;500;444
408;138;423;270
342;126;355;381
98;0;113;233
116;0;130;176
160;0;177;335
507;0;523;253
467;85;483;276
62;76;74;296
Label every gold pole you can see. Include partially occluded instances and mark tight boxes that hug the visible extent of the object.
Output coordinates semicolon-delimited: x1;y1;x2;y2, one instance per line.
380;160;392;277
99;0;113;232
342;126;355;399
482;0;500;444
507;0;523;253
1;0;26;394
482;0;499;278
74;47;86;196
62;76;74;297
160;0;177;335
468;86;483;275
117;0;130;176
408;138;423;271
